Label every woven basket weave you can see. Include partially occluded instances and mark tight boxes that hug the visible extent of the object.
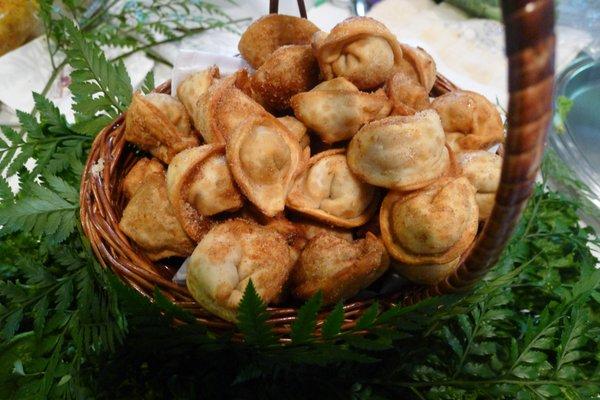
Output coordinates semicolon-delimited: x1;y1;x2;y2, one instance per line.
80;0;556;340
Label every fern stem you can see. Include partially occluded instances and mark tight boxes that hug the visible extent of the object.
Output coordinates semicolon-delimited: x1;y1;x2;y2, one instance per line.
110;17;250;63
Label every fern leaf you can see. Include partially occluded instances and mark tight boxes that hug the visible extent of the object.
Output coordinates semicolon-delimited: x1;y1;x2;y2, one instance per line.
321;302;345;340
291;292;322;344
0;181;78;243
141;71;155;94
236;280;276;347
355;302;379;330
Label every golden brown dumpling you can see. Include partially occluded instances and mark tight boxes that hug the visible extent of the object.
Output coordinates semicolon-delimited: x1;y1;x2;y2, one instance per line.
385;72;430;116
290;77;391;143
312;17;403;90
287;149;378;228
186;219;295;321
292;232;389;304
396;44;437;94
391;258;460;285
166;145;243;241
250;45;320;112
457;150;502;221
238;14;321;69
194;72;271;144
347;110;452;191
122;157;164;200
431;90;504;151
379;177;478;265
277;116;310;162
119;172;194;261
176;67;220;129
227;115;302;217
124;92;198;163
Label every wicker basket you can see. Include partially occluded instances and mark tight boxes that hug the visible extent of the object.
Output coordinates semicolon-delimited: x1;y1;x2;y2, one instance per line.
80;0;556;340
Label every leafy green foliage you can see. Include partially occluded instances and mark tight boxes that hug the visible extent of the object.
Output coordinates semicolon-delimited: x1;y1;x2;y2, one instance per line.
553;95;574;134
237;280;277;347
65;21;133;135
141;71;156;95
0;177;78;244
291;292;322;344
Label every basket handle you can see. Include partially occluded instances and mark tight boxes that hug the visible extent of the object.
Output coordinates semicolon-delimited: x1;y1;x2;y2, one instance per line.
432;0;556;297
270;0;307;18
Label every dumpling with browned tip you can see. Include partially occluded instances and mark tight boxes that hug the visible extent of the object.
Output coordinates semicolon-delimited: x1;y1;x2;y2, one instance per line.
312;17;403;90
124;92;198;163
431;90;504;151
457;150;502;220
119;170;194;261
290;77;391;143
186;220;296;322
122;157;164;200
292;232;389;304
166;145;243;241
347;110;452;191
227;115;302;217
379;177;478;267
287;149;378;228
176;67;220;130
238;14;321;69
250;44;320;112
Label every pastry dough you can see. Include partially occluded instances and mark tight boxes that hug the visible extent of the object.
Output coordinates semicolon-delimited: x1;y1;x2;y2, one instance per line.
385;72;430;116
312;17;403;90
186;219;295;321
277;116;311;163
391;258;461;285
194;72;271;144
238;14;320;69
250;45;320;112
287;149;377;228
457;150;502;220
119;172;194;260
396;44;437;93
176;67;220;130
227;115;302;217
122;158;164;200
292;232;389;304
290;77;391;143
431;90;504;151
347;110;452;191
124;92;198;163
166;145;243;241
379;177;478;265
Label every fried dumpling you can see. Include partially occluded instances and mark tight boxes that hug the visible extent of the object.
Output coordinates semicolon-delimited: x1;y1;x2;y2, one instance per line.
122;157;164;200
277;116;310;162
391;258;461;285
290;77;391;143
176;67;220;129
431;90;504;151
166;145;243;241
227;115;302;217
238;14;321;69
385;72;430;116
379;177;478;265
287;149;378;228
292;232;389;304
194;72;271;144
124;92;198;163
347;110;452;191
119;172;194;261
457;150;501;221
312;17;403;90
250;45;320;112
396;44;437;93
186;219;295;321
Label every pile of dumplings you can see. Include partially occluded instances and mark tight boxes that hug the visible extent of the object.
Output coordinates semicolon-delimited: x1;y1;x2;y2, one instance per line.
118;15;504;322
